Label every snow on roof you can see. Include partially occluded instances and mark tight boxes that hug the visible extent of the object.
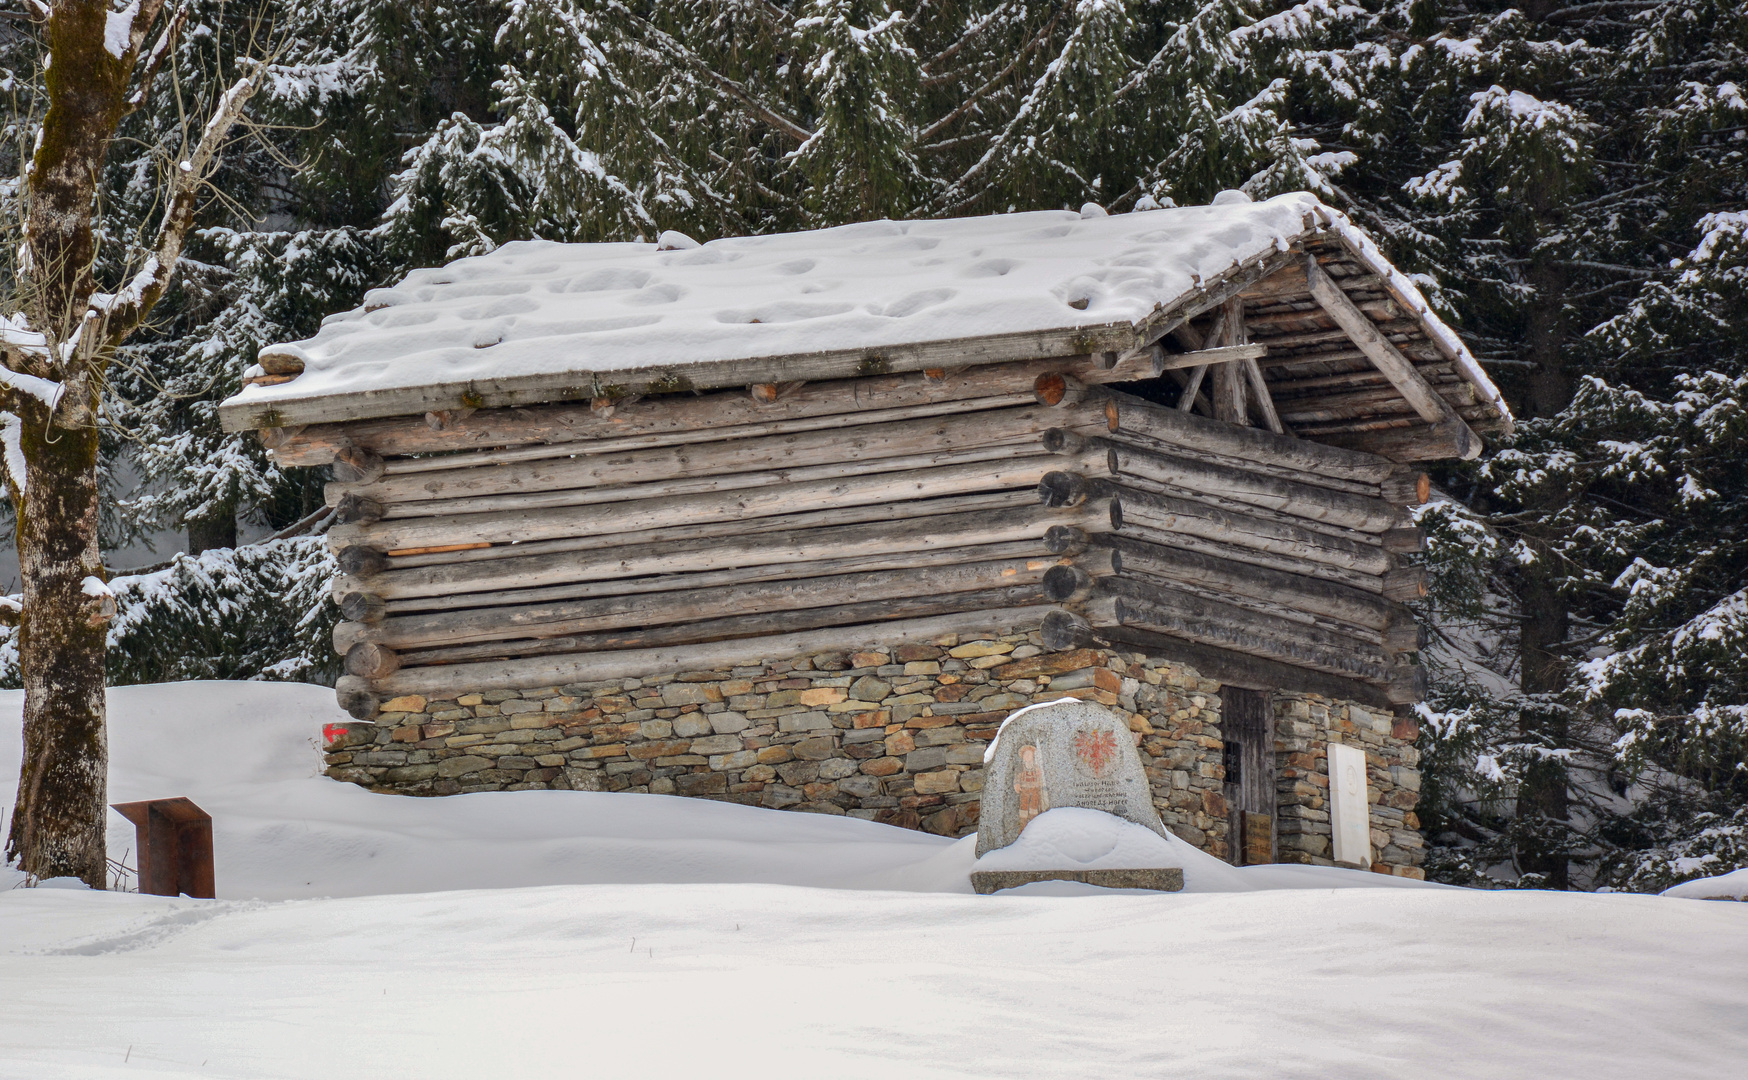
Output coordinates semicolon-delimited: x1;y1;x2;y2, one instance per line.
222;192;1506;429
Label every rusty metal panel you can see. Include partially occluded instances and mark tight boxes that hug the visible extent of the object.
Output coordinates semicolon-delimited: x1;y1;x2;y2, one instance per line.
110;797;215;898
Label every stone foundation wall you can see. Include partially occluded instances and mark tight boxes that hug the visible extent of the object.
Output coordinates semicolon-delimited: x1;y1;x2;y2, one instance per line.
1273;693;1426;879
321;629;1423;874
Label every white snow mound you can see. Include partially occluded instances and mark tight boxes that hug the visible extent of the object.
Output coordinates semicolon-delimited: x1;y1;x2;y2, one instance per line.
1662;867;1748;901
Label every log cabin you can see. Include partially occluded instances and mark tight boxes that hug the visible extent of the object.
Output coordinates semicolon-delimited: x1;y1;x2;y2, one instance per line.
218;191;1510;874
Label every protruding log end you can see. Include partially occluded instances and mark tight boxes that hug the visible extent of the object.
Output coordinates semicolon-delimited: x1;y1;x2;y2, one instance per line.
1380;527;1427;553
1385;662;1430;705
1381;615;1428;656
1383;467;1432;507
337;546;391;577
1043;564;1097;603
1104;397;1120;432
1038;470;1091;508
346;641;402;680
1040;428;1088;455
335;676;382;721
1043;525;1090;556
1382;565;1429;603
257;425;306;452
332;441;386;485
1033;373;1086;408
337;592;388;624
1041;609;1098;652
333;493;386;526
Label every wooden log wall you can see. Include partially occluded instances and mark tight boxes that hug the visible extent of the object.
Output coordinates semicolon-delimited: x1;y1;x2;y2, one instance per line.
316;352;1432;717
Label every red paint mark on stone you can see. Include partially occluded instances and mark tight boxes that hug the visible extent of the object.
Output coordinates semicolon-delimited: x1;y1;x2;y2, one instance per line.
1074;729;1118;777
323;723;349;747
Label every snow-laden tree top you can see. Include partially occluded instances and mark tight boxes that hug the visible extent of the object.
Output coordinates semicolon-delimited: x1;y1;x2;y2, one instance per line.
221;192;1504;428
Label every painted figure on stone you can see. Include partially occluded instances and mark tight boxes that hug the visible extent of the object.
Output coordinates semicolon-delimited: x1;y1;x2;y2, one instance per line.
1015;743;1048;829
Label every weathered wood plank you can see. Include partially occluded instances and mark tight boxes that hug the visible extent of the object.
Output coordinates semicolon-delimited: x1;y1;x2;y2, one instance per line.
1093;438;1406;533
1102;391;1395;485
1099;582;1395;683
338;500;1116;602
336;605;1060;707
1103;534;1409;632
1045;615;1407;709
331;405;1098;506
329;455;1088;554
379;538;1054;615
379;489;1035;570
221;323;1149;433
339;556;1067;652
1096;483;1394;576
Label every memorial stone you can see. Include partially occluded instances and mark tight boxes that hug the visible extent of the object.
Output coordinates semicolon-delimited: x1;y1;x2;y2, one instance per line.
976;699;1168;857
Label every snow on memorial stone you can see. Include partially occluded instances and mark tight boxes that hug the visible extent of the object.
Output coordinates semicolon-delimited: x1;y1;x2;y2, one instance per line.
1328;741;1372;868
972;700;1182;892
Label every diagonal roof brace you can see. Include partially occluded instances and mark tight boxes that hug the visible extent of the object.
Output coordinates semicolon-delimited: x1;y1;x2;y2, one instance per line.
1303;255;1481;459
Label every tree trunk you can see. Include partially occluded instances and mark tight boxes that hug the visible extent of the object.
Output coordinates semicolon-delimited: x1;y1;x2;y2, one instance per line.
189;513;238;555
1513;256;1574;890
4;402;108;887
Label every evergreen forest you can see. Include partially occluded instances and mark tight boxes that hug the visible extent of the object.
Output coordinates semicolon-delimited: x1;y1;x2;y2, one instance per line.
0;0;1742;892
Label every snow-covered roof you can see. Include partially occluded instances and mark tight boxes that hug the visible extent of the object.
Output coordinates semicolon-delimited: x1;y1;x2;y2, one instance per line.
218;192;1508;433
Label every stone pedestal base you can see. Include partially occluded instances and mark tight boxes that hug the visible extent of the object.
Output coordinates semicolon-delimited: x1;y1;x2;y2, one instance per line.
970;867;1185;894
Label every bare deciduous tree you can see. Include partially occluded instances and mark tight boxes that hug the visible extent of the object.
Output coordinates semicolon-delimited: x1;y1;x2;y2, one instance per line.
3;0;257;886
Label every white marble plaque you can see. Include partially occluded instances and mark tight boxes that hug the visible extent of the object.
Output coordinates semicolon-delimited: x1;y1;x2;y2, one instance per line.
976;699;1166;857
1327;741;1372;868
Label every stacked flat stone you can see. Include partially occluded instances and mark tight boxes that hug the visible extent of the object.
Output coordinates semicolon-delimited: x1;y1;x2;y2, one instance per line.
321;631;1425;878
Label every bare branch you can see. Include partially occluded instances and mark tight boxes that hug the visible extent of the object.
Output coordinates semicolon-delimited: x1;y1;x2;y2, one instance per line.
97;66;260;347
122;2;187;117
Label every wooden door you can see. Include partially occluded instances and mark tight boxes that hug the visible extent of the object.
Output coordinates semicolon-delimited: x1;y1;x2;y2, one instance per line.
1221;686;1276;865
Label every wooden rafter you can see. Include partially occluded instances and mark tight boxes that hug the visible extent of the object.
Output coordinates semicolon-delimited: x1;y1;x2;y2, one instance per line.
1303;255;1480;458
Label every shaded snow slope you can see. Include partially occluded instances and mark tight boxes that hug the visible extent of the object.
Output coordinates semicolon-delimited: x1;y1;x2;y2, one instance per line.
0;682;1433;899
1;683;1746;1078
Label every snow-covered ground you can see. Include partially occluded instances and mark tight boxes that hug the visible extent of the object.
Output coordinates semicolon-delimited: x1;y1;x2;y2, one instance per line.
2;683;1745;1078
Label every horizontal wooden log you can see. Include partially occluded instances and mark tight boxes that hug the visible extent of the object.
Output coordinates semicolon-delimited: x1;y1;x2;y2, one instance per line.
1088;588;1396;687
375;539;1055;617
1078;619;1410;709
1156;343;1267;371
263;353;1151;466
340;606;1060;701
1110;517;1386;595
339;556;1069;653
330;455;1084;554
1103;535;1408;632
1102;391;1394;486
221;315;1158;432
1318;421;1484;464
356;443;1044;522
328;404;1105;508
1104;485;1394;576
393;584;1051;667
1093;438;1405;533
379;489;1036;571
339;501;1115;603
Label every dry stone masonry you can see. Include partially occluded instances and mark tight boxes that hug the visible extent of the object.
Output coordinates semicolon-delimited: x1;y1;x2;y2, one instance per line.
321;631;1426;878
